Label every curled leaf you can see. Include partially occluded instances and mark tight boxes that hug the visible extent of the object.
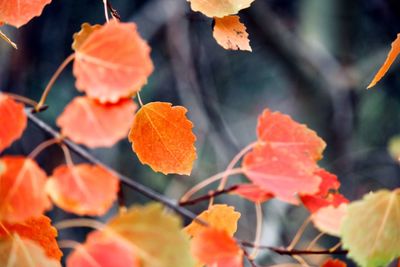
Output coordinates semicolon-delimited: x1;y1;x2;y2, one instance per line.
0;0;52;28
213;16;251;51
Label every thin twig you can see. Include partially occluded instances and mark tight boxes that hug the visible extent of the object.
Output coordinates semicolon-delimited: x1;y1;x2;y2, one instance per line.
106;0;121;21
179;185;239;206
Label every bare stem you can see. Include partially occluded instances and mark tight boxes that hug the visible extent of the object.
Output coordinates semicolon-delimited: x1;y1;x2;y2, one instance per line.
55;218;106;231
287;216;312;250
249;202;263;259
0;29;17;49
4;93;38;107
102;0;110;22
28;138;61;159
137;92;144;107
179;185;239;206
306;232;325;250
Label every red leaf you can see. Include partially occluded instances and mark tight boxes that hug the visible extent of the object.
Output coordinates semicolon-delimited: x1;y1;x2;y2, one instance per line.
73;20;153;103
57;96;136;148
231;184;273;203
46;164;119;216
321;258;347;267
0;156;51;223
0;94;27;152
0;0;52;28
301;193;349;214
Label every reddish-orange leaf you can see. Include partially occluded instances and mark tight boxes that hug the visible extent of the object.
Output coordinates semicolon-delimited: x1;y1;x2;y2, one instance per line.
368;34;400;89
312;169;340;196
213;16;251;51
0;215;62;261
129;102;197;175
73;20;154;103
188;0;255;18
191;228;243;267
312;203;347;236
0;156;51;223
57;96;136;148
67;231;139;267
231;184;273;203
0;94;27;152
0;0;52;28
72;23;101;51
243;143;321;204
321;258;347;267
46;164;119;216
257;109;326;161
301;193;348;214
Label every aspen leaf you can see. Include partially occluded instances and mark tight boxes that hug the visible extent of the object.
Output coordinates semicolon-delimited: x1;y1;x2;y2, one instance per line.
188;0;255;18
0;0;52;28
185;204;241;237
67;231;139;267
72;23;101;51
340;190;400;267
73;20;154;103
311;203;347;236
321;259;347;267
191;228;243;267
0;215;62;261
0;156;51;223
368;34;400;89
57;96;136;148
0;94;27;152
213;16;251;51
129;102;197;175
231;184;274;203
46;164;119;216
108;203;195;267
0;234;61;267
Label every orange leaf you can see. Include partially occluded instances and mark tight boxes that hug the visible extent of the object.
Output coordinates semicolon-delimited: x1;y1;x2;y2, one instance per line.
0;0;52;28
231;184;273;203
188;0;255;18
0;94;27;152
368;34;400;89
0;156;50;223
321;258;347;267
213;16;251;51
191;228;243;267
185;204;240;237
67;231;139;267
0;215;62;261
57;96;136;148
129;102;197;175
73;20;153;103
46;164;119;216
72;23;101;51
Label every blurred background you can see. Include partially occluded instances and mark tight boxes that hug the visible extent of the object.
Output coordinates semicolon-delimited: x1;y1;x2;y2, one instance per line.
1;0;400;266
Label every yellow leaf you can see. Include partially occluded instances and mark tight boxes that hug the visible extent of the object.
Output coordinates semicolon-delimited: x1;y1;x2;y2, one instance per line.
188;0;255;18
72;23;101;51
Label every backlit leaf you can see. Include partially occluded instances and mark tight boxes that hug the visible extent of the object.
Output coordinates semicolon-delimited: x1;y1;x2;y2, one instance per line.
0;94;27;152
367;34;400;89
73;20;153;103
72;23;101;51
213;16;251;51
340;190;400;267
57;96;136;148
185;204;241;237
67;231;139;267
0;215;62;261
0;156;50;223
188;0;255;18
321;259;347;267
312;203;347;236
191;228;243;267
46;164;119;216
108;203;195;267
0;234;61;267
231;184;273;203
0;0;52;28
129;102;197;175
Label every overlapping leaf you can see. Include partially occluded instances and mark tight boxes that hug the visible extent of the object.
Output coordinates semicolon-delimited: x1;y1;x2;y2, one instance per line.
0;156;50;223
213;16;251;51
311;203;347;236
67;231;139;267
0;215;62;260
73;20;154;103
0;94;27;152
188;0;255;18
57;96;136;148
231;184;273;203
340;190;400;267
129;102;197;175
108;203;195;267
0;0;52;28
46;164;119;216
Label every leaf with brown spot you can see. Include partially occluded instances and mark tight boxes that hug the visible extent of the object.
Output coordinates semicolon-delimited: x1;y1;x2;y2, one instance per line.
213;16;251;51
72;23;101;51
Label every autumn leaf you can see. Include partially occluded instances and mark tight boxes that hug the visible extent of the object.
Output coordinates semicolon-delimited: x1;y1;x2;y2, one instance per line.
129;102;197;175
340;190;400;267
67;231;139;267
188;0;255;18
321;258;347;267
311;203;347;236
57;96;136;148
73;20;154;103
0;215;62;261
72;23;101;51
0;234;61;267
0;156;51;223
213;16;251;51
0;94;27;152
231;184;273;203
46;164;119;216
185;204;241;237
108;203;195;267
0;0;52;28
191;228;243;267
367;34;400;89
